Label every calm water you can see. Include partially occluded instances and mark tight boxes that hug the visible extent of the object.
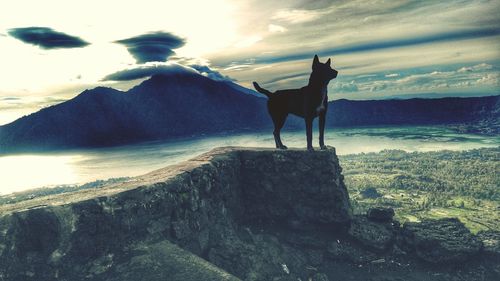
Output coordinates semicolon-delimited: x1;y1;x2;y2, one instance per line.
0;126;498;195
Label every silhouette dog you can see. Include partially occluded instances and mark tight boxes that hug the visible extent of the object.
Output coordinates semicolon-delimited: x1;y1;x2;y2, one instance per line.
253;55;338;150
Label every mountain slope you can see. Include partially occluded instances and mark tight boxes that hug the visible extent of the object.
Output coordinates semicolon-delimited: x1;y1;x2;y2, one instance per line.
0;73;269;151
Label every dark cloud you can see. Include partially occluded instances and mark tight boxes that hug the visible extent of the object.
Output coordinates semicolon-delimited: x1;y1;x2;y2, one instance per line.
2;97;21;101
261;72;308;85
115;32;185;63
102;64;197;81
102;63;237;84
218;27;500;66
8;27;89;49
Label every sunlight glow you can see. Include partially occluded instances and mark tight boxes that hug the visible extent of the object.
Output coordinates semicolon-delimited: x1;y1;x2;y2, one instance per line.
0;154;79;194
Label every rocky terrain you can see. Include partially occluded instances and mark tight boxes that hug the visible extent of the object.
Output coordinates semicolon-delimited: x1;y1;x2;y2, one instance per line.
0;147;498;281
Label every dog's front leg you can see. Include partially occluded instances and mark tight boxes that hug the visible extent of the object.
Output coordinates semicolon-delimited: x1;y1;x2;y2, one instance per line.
319;111;327;150
305;117;314;151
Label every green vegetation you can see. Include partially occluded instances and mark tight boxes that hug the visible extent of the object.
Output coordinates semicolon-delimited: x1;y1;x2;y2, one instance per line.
340;147;500;233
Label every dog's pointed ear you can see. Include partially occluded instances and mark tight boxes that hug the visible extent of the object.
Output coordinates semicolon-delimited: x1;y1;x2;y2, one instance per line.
313;54;320;69
326;58;331;66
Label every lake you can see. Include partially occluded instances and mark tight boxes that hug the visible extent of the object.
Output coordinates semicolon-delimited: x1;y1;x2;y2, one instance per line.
1;125;498;195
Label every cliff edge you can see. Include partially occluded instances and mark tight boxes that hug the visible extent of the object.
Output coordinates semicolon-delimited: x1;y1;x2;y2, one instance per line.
0;147;350;281
0;147;497;281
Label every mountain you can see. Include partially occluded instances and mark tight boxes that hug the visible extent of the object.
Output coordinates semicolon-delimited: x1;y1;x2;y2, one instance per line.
0;73;269;151
328;95;499;127
0;71;498;152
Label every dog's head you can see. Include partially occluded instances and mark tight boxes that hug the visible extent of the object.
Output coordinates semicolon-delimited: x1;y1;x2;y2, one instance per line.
312;55;338;81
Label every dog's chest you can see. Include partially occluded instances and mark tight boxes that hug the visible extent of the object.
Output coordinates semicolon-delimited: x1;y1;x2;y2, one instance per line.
317;86;328;104
321;86;327;98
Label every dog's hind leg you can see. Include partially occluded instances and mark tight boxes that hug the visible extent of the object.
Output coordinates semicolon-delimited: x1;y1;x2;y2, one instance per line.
272;114;288;149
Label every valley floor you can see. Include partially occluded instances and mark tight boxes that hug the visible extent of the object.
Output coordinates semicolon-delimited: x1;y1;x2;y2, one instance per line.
340;147;500;233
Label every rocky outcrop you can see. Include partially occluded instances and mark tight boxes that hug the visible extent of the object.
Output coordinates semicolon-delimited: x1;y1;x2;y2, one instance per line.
238;149;351;228
348;216;396;252
367;207;395;222
0;147;498;281
476;230;500;258
0;147;350;281
399;218;483;263
105;241;240;281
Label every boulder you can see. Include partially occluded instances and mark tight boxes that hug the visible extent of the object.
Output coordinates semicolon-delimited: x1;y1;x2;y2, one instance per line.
348;216;395;251
367;207;395;222
476;230;500;258
400;218;482;263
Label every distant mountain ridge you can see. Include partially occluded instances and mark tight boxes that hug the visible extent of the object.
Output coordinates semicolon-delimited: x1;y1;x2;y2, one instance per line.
0;72;498;152
328;95;499;127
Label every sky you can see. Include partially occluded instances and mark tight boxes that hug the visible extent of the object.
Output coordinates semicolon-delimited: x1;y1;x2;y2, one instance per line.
0;0;499;125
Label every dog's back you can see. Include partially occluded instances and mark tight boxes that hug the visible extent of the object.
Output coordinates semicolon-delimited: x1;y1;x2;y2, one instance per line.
270;88;307;118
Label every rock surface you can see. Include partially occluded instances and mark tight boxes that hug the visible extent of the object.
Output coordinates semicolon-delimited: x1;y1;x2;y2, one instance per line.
348;215;395;251
239;149;351;228
0;147;350;281
107;241;240;281
476;230;500;258
367;207;395;222
400;218;482;263
0;147;497;281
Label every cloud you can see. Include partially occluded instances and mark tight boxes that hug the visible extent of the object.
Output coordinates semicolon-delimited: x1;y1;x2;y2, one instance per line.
0;94;68;111
2;0;499;106
114;32;185;63
271;8;326;24
332;80;359;92
268;24;287;33
7;27;89;49
1;97;21;101
102;63;197;81
233;27;500;66
102;61;238;84
250;61;498;100
189;65;235;82
210;0;500;79
476;73;500;85
224;64;253;71
261;72;308;85
342;63;500;95
234;35;262;48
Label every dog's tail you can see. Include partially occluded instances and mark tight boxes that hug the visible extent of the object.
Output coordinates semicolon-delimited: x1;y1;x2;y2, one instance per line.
252;82;273;98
